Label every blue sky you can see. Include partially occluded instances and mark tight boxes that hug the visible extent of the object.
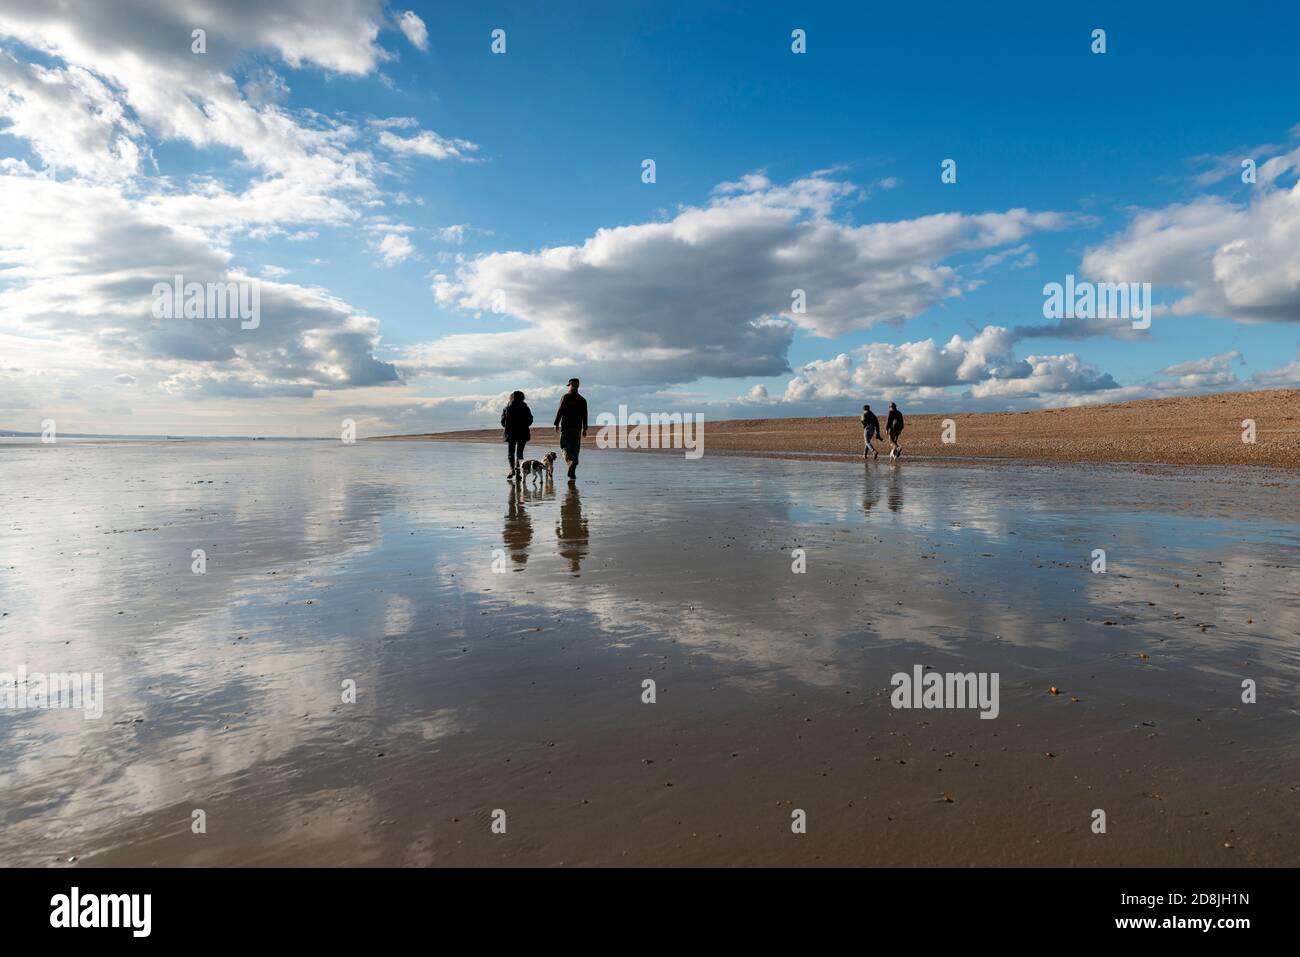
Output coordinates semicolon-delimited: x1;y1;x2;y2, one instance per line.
1;0;1298;435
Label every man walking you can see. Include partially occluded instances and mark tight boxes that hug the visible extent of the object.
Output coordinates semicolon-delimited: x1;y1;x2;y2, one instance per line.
860;404;881;460
886;402;905;459
553;377;588;480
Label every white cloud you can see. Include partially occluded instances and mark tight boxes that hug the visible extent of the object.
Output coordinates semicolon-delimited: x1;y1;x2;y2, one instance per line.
378;129;480;161
0;0;458;428
0;53;145;180
1154;349;1243;390
0;146;398;399
376;232;416;267
0;0;478;248
368;116;418;130
781;326;1118;404
967;354;1119;399
1082;144;1300;324
1253;348;1300;386
0;0;391;80
1186;128;1300;187
424;172;1073;386
396;11;429;51
973;243;1037;273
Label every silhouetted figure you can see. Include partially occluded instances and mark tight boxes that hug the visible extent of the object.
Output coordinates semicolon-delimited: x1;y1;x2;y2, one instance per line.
860;404;881;460
553;377;588;480
886;402;904;459
501;390;533;479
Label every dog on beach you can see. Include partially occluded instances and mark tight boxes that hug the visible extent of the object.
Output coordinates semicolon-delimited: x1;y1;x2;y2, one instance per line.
518;451;557;484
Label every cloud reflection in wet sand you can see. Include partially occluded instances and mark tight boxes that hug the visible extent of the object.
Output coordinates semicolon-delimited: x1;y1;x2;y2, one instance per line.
0;441;1296;865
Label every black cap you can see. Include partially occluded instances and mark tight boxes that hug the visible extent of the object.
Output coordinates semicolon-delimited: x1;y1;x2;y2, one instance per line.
567;377;580;386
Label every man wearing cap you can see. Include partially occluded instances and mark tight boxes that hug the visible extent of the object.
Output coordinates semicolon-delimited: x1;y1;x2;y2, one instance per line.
553;377;588;480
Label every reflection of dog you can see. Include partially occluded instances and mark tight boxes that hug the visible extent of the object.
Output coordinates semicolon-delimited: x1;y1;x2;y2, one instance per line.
519;451;557;484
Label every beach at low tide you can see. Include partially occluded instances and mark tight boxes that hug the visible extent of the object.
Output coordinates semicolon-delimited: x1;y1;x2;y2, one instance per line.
394;388;1300;469
1;439;1297;866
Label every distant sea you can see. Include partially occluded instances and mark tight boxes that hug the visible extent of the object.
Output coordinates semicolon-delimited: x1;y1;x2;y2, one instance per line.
0;433;328;443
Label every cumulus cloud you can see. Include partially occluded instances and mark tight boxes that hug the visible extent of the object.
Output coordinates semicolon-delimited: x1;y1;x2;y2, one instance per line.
0;134;397;398
376;232;416;266
967;354;1119;399
1082;143;1300;324
844;326;1025;389
0;0;452;421
1253;348;1300;386
423;172;1072;385
1154;350;1243;390
781;326;1117;404
0;0;390;81
0;0;475;242
0;0;387;184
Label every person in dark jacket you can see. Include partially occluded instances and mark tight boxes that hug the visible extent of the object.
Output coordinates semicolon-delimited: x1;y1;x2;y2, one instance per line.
501;390;533;479
553;377;588;480
885;402;904;459
860;404;881;460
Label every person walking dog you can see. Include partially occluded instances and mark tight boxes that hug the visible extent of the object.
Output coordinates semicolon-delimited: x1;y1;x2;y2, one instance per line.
501;390;533;479
553;378;588;480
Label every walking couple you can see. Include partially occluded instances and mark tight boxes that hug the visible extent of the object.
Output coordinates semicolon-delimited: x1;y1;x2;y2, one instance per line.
500;377;589;481
861;402;904;460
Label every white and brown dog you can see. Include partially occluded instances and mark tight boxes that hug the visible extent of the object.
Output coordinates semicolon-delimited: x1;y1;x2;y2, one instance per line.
518;451;557;484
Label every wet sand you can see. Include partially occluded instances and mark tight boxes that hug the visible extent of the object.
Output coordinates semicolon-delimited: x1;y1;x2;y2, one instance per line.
1;440;1297;866
386;388;1300;469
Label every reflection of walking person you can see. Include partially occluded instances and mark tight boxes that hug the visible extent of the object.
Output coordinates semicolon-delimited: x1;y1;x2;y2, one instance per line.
553;377;588;480
860;404;880;460
887;466;903;512
556;482;588;574
862;476;879;515
501;390;533;479
886;402;904;460
503;483;532;567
